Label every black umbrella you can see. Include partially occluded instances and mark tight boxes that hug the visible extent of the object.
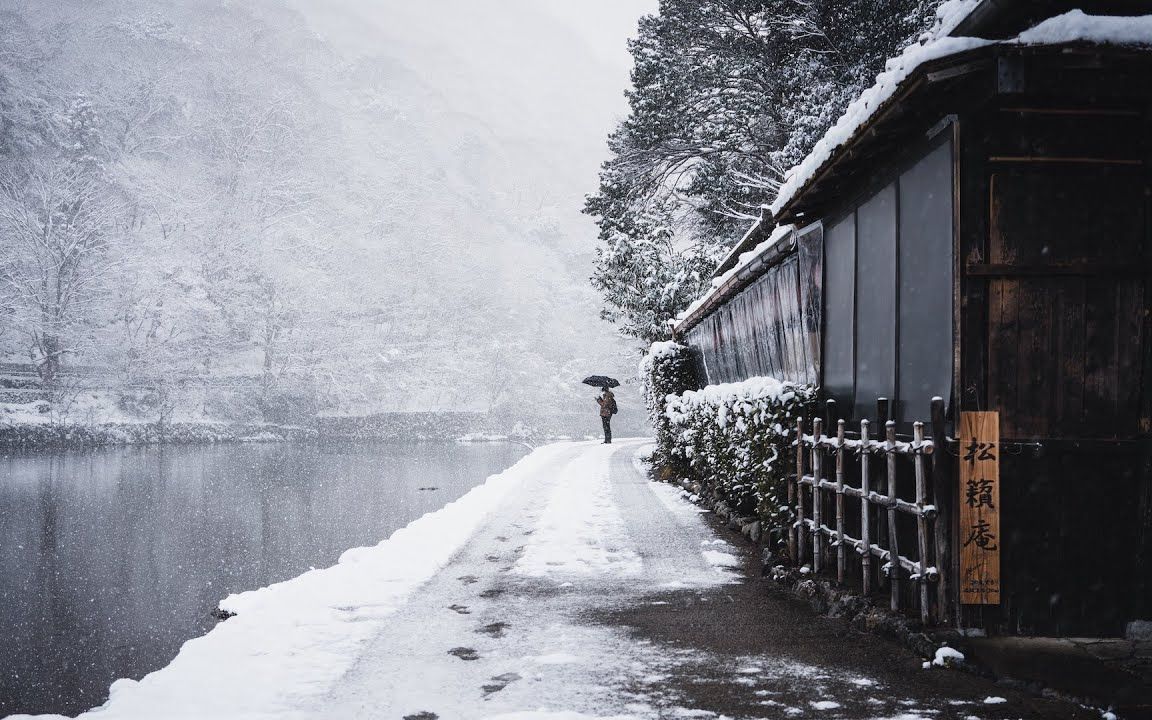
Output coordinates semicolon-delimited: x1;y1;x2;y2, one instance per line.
582;375;620;388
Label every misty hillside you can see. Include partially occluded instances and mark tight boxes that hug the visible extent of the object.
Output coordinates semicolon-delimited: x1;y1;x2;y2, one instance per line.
0;0;640;428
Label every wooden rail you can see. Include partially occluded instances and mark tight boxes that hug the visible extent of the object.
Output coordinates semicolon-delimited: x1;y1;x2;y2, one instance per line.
791;398;952;625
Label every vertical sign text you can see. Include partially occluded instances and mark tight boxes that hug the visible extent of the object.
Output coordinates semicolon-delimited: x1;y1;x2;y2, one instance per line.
959;411;1000;604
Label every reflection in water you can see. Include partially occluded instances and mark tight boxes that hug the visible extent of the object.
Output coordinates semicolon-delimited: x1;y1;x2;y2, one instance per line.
0;441;527;717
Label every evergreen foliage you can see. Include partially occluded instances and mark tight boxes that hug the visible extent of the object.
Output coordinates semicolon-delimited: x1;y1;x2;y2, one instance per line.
588;0;940;341
639;341;699;468
642;344;816;550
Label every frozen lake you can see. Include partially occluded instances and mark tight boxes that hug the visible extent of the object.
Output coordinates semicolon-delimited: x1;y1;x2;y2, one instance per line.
0;441;528;717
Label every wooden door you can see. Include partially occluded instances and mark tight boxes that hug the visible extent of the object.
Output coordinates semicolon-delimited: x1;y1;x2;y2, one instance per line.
973;158;1151;634
984;165;1149;440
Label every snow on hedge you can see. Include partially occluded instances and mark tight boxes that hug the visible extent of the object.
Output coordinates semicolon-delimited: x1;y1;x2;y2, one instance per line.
647;340;686;362
15;444;572;720
665;376;806;428
652;370;816;544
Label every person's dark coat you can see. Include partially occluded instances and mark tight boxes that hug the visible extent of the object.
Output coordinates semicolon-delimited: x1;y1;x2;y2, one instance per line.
596;390;615;418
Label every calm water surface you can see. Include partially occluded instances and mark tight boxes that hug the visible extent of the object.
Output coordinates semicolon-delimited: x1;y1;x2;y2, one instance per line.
0;441;528;717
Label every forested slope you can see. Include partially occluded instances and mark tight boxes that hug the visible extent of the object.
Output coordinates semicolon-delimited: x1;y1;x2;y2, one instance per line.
0;0;639;429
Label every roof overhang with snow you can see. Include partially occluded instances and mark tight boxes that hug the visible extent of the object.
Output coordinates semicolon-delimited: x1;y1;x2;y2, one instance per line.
674;10;1152;337
949;0;1152;39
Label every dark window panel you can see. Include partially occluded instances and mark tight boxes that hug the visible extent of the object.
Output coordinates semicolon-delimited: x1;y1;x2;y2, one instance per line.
898;140;954;421
855;183;897;419
824;216;856;410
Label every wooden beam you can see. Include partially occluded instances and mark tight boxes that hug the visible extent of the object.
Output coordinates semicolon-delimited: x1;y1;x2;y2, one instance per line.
966;263;1150;278
987;155;1142;166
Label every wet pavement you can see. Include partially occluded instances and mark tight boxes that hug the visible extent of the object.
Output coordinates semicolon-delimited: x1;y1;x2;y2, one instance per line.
308;439;1093;719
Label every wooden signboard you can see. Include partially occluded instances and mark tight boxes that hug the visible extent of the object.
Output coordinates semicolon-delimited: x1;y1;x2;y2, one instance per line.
959;411;1001;605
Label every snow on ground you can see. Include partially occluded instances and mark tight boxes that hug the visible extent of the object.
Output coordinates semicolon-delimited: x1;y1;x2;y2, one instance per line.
10;443;577;720
514;447;642;577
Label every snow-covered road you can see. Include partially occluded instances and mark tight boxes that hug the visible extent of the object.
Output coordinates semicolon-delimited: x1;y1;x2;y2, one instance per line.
18;439;1090;720
315;439;742;719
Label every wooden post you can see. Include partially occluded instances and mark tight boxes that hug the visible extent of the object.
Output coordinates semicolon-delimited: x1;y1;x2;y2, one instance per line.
792;417;804;565
886;420;900;612
860;418;872;596
825;398;838;430
835;419;847;584
914;421;931;626
930;397;952;624
877;398;890;425
812;417;824;574
876;398;891;592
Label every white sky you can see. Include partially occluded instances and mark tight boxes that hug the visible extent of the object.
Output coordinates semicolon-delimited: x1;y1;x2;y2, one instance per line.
537;0;657;71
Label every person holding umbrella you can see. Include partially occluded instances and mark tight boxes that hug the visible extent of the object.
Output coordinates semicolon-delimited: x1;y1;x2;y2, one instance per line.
583;376;619;444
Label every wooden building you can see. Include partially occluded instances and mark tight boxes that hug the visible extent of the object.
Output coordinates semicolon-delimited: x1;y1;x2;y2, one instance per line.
674;1;1152;636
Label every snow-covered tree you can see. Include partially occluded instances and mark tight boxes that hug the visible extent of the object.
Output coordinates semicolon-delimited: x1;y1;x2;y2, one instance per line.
588;197;720;344
0;95;122;383
587;0;940;342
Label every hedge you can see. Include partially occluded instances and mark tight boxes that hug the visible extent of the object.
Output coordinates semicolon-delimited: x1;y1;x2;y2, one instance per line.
643;341;817;551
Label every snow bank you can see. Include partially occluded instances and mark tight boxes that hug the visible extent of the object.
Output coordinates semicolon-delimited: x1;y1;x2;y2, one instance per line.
15;443;573;720
483;713;641;720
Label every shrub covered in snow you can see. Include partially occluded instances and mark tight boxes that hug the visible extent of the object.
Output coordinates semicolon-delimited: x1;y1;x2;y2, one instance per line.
663;375;816;549
639;341;699;470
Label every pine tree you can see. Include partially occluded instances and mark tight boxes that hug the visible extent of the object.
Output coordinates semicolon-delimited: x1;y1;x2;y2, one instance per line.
587;0;940;343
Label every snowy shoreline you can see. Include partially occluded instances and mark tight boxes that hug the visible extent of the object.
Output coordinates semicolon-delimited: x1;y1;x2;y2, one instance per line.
0;420;316;450
6;442;577;720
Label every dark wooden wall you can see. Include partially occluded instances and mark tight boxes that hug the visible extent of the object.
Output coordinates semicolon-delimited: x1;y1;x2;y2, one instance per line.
958;66;1152;634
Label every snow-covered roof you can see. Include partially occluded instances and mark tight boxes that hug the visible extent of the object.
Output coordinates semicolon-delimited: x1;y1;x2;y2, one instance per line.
771;9;1152;220
711;209;771;278
675;8;1152;335
675;223;794;329
934;0;984;38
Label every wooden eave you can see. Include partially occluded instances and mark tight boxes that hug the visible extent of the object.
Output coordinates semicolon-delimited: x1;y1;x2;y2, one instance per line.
951;0;1152;40
774;44;995;226
676;41;1152;338
711;213;773;279
775;42;1152;226
676;230;797;336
